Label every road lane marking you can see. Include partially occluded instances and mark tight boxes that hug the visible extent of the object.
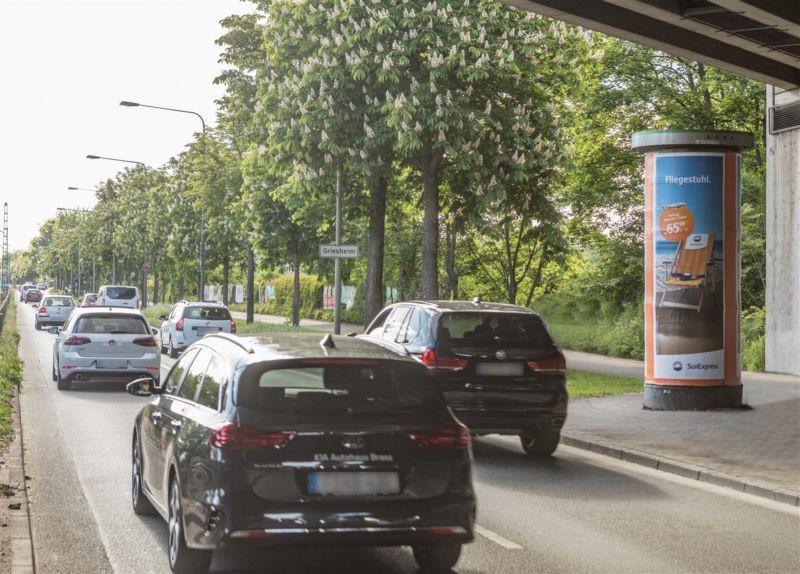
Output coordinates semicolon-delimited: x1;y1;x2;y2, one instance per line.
475;524;523;550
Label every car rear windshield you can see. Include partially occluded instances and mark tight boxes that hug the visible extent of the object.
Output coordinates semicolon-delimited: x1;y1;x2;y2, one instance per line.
44;297;73;307
238;360;444;417
438;312;554;349
184;306;231;320
105;287;137;300
73;315;149;334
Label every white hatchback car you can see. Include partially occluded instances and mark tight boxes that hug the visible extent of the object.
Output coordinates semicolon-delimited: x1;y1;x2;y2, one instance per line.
50;307;160;390
96;285;139;308
159;301;236;358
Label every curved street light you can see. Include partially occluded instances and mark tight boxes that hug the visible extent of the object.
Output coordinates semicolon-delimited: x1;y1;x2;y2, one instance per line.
86;154;150;307
120;100;207;302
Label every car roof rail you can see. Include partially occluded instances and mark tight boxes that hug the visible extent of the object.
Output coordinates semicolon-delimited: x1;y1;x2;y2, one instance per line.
203;332;255;354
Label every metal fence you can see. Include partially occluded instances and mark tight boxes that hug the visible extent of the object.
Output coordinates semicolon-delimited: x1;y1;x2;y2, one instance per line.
0;290;10;333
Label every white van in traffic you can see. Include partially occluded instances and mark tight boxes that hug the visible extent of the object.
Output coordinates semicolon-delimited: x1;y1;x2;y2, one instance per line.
96;285;139;308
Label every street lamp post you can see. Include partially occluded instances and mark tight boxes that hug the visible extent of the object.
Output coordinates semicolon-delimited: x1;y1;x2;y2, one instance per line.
120;100;207;301
67;187;98;291
57;207;86;296
87;154;149;307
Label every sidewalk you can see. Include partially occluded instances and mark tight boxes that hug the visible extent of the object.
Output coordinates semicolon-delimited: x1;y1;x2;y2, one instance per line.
562;350;800;504
230;311;800;503
231;310;363;334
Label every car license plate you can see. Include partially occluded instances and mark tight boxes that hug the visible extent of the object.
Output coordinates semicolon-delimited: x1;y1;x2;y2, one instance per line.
475;362;524;376
196;327;220;336
308;471;400;496
97;359;127;369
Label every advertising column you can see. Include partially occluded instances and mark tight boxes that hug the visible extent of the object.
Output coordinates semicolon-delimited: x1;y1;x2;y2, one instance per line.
632;131;753;410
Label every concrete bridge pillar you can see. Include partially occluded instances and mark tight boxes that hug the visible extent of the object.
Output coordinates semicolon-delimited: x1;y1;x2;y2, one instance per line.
766;86;800;376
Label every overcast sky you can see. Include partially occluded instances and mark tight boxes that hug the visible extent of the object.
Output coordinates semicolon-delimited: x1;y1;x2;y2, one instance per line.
0;0;253;251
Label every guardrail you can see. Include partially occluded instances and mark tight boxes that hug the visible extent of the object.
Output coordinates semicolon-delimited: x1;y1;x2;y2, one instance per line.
0;290;10;333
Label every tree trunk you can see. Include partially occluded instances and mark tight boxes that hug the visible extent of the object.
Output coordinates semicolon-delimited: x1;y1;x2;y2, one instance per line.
153;273;159;306
222;255;230;306
292;246;301;327
420;143;444;299
364;175;387;326
445;219;458;300
178;277;185;301
246;245;255;324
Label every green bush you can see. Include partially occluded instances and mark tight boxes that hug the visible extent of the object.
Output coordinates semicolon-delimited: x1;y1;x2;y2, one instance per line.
255;274;323;320
0;296;23;440
741;306;765;371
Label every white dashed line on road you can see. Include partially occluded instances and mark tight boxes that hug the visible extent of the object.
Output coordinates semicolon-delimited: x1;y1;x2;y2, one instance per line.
475;524;524;550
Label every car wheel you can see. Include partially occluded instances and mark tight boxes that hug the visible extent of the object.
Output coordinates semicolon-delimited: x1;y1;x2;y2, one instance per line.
56;365;71;391
412;543;462;572
168;342;178;359
35;320;41;331
131;433;156;515
51;363;58;382
519;429;560;457
168;477;212;574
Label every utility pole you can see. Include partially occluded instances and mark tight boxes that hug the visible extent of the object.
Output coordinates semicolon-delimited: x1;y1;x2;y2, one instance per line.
2;203;8;291
334;168;342;335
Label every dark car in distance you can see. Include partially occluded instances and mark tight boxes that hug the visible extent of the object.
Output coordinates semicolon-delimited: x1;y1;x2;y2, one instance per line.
127;333;475;574
364;300;568;456
24;288;43;304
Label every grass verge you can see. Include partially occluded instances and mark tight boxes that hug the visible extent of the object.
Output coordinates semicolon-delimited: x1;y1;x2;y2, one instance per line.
0;296;23;443
567;369;642;399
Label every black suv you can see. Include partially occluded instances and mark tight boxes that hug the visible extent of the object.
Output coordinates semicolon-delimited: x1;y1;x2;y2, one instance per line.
364;300;567;456
127;333;475;574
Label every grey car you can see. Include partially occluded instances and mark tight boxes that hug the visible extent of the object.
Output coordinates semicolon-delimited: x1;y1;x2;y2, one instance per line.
35;295;76;330
50;307;160;390
159;301;236;358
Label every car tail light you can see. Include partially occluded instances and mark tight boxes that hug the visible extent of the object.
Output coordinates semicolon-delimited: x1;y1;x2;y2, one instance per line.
420;348;468;370
409;423;471;449
38;306;46;314
175;318;184;332
527;351;566;374
63;336;91;346
133;337;157;347
230;319;236;334
210;423;295;450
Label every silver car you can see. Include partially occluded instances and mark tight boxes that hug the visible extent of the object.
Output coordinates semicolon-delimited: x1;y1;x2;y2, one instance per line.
158;301;236;358
35;295;76;330
50;307;160;390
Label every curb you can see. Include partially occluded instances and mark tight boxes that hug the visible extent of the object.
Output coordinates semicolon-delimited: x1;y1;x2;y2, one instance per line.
7;386;35;574
561;433;800;507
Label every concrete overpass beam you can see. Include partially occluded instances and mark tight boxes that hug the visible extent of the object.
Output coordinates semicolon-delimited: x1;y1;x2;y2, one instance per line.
765;85;800;375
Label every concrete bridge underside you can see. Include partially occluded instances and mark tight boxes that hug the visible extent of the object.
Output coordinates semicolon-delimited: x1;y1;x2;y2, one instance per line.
504;0;800;375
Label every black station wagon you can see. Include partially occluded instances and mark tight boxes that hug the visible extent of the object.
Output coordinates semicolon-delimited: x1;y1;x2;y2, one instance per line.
127;333;475;574
364;300;568;456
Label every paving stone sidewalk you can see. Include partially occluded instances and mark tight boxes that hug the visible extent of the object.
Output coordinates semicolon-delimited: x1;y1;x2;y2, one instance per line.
563;351;800;500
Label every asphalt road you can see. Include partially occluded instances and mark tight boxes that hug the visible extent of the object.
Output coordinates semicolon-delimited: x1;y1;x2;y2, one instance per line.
16;303;800;574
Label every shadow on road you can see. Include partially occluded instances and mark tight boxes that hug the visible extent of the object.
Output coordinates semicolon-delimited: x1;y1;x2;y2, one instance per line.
472;437;668;502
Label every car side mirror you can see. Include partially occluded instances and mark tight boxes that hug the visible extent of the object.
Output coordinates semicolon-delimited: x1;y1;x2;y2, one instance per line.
151;327;159;336
47;326;60;335
126;377;163;397
158;315;167;321
32;304;38;308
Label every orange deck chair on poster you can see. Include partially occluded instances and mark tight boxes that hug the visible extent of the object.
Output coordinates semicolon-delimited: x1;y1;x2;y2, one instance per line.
660;232;716;312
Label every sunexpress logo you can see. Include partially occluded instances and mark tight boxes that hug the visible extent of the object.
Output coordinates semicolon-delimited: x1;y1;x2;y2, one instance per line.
688;362;719;371
664;175;711;185
672;361;683;372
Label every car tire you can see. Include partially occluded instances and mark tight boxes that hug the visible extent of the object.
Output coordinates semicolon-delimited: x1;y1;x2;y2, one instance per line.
131;433;156;515
56;366;71;391
168;477;212;574
412;543;462;572
35;320;41;331
168;342;178;359
519;429;560;457
51;363;58;382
